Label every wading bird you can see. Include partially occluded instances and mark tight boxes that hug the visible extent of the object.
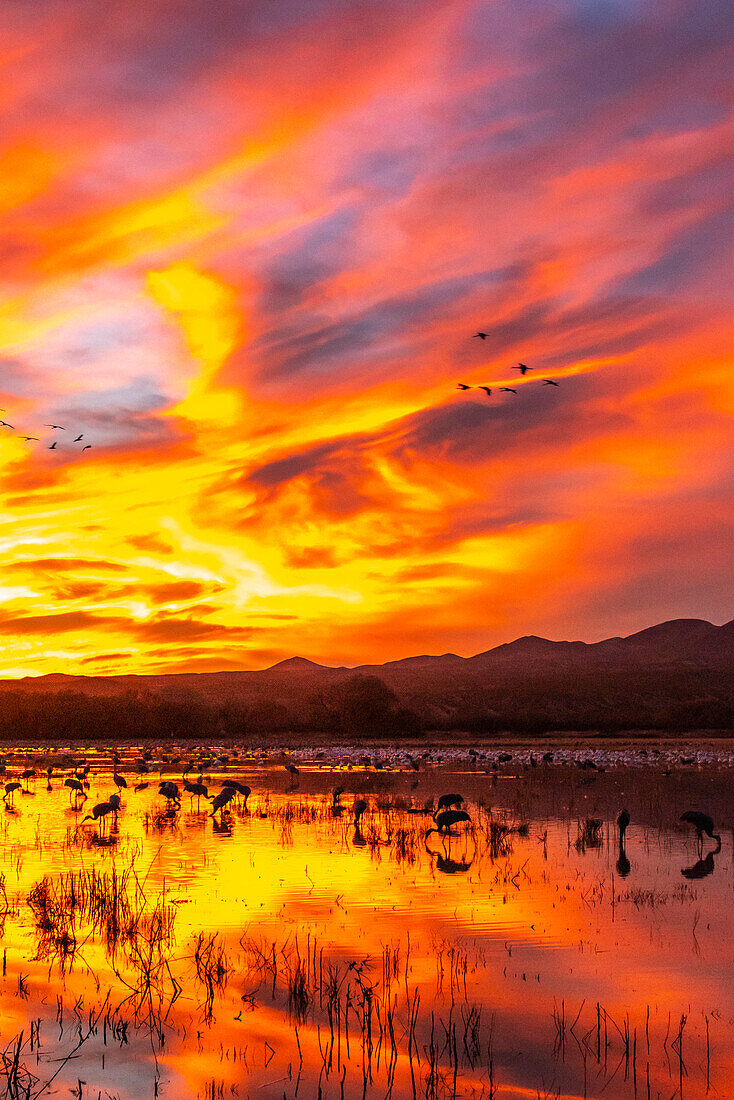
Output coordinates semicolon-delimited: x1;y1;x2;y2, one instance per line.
617;809;630;839
513;363;532;374
64;778;87;803
134;781;149;792
353;798;367;825
209;786;236;818
184;780;209;807
159;781;181;809
83;793;120;830
223;780;251;806
426;809;472;837
680;811;721;852
4;782;21;807
113;772;127;793
436;793;464;814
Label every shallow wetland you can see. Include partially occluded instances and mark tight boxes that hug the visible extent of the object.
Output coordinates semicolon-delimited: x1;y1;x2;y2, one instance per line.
0;739;731;1100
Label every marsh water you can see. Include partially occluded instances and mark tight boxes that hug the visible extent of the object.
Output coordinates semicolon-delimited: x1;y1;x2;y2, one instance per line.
0;741;732;1100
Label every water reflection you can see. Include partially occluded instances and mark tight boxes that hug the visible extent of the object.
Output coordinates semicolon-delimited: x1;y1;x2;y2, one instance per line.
682;850;716;878
0;744;728;1100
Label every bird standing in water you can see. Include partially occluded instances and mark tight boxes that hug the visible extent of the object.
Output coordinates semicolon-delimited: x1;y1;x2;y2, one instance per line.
680;811;721;852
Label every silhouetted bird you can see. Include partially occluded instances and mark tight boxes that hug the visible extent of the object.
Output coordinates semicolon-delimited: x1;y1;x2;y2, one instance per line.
83;794;120;827
49;441;57;449
73;434;83;442
426;809;472;836
209;786;236;817
473;332;487;339
353;798;367;824
21;436;39;441
436;793;464;813
158;781;181;809
45;424;65;430
113;772;127;792
64;778;87;802
4;782;21;806
542;379;559;386
184;780;209;807
680;811;721;851
134;781;149;792
456;383;471;390
513;363;532;374
500;387;517;394
479;386;492;396
617;809;630;839
223;780;251;805
82;445;92;451
0;421;14;429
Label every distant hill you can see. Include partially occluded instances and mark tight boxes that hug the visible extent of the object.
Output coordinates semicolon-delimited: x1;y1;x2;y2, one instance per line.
0;617;732;737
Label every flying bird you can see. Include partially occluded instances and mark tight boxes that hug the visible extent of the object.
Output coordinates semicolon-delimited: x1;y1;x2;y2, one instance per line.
513;363;532;374
73;434;83;441
542;379;559;386
456;383;471;390
479;386;492;396
82;445;92;451
45;424;65;430
49;442;57;449
473;332;487;339
0;421;14;429
500;388;517;394
21;436;39;441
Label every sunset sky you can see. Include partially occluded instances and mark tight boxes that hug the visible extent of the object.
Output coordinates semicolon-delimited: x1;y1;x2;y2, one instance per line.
0;0;732;676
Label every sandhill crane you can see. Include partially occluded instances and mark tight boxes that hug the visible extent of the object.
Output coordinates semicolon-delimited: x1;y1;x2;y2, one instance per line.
113;772;127;793
4;782;21;807
426;809;472;837
83;794;121;831
158;781;180;810
210;786;236;818
680;811;721;852
436;793;464;814
222;780;251;807
184;780;209;808
353;798;367;825
64;778;87;804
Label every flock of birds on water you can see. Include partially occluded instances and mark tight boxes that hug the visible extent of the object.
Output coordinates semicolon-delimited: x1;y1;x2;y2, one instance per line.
0;748;723;880
0;411;91;453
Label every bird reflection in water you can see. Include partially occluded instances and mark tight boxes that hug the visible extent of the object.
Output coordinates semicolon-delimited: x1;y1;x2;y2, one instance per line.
212;816;233;836
681;851;716;879
425;837;473;875
352;825;366;847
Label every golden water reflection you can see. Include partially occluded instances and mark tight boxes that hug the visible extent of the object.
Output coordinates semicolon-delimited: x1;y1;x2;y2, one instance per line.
0;746;731;1100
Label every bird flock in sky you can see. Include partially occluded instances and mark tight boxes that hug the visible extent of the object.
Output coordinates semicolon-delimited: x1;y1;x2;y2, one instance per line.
456;338;562;399
0;412;91;453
